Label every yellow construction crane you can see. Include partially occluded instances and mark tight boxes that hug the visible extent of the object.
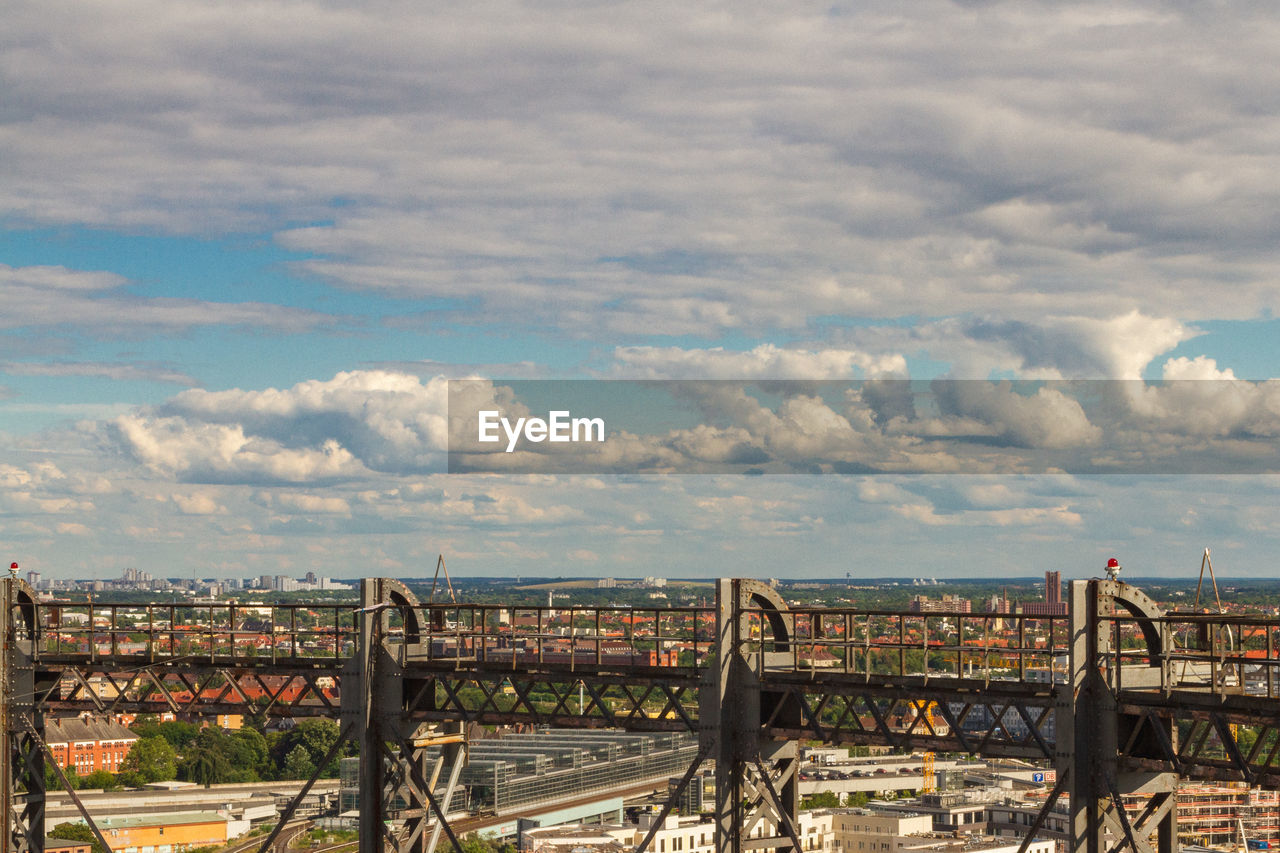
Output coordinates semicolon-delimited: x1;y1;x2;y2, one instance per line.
919;699;939;794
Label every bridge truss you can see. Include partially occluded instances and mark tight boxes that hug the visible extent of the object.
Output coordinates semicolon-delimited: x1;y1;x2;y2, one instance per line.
5;575;1280;853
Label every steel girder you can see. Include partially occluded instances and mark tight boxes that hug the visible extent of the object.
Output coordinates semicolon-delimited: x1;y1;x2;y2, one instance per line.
41;664;345;720
396;667;701;732
11;574;1280;853
1116;692;1280;788
753;676;1056;760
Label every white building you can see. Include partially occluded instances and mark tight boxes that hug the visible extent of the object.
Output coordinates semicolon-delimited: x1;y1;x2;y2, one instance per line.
526;808;1055;853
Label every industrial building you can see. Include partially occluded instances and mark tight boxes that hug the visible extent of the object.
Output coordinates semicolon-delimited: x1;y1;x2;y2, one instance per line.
64;811;250;853
340;728;700;821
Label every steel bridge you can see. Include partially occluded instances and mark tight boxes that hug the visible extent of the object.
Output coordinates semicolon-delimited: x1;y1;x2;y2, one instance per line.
5;575;1280;853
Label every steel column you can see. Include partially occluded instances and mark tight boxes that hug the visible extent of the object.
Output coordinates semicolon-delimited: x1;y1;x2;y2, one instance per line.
1059;579;1178;853
702;579;800;853
344;579;467;853
2;578;42;853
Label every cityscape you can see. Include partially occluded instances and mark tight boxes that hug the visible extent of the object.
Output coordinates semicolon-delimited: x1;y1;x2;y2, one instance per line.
5;564;1278;853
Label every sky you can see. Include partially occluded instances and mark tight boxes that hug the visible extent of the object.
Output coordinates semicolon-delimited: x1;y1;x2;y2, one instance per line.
3;0;1280;581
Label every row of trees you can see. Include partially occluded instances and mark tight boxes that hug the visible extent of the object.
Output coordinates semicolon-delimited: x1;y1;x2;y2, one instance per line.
49;717;351;791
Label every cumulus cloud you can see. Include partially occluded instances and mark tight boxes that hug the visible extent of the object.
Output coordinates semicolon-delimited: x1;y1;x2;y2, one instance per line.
112;414;366;484
0;460;96;515
448;377;1280;474
154;370;451;475
1115;357;1280;438
91;368;1279;483
8;397;1280;580
926;382;1102;450
832;311;1196;380
958;312;1194;380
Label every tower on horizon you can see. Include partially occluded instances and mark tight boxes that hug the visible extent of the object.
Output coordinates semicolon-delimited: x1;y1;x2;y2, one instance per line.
1045;570;1061;606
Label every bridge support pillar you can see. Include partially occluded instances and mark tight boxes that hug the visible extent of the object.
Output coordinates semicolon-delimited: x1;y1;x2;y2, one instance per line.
346;579;466;853
1059;579;1177;853
701;579;802;853
2;578;43;853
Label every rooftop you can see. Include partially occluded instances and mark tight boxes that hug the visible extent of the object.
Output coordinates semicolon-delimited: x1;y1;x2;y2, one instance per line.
82;812;229;829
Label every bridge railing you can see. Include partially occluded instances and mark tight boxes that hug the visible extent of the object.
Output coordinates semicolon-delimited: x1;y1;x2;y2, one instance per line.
1102;610;1280;698
744;606;1071;682
32;601;361;665
407;603;717;671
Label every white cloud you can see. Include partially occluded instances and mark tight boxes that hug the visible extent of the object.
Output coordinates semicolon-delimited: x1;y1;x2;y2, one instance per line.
612;344;906;379
155;370;451;475
0;264;330;335
927;383;1102;450
171;491;225;515
6;4;1280;339
442;374;1280;475
111;414;368;484
260;492;351;515
2;361;200;386
838;311;1196;380
1115;357;1280;438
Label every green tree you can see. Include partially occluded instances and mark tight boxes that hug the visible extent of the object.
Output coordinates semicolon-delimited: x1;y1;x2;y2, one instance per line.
120;735;177;784
460;835;503;853
226;728;270;781
800;791;841;810
80;770;121;791
272;719;342;777
131;720;199;751
49;823;108;853
179;730;233;788
44;762;80;791
282;745;316;780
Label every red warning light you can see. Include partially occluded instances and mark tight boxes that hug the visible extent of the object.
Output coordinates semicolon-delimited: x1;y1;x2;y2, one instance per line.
1106;558;1119;568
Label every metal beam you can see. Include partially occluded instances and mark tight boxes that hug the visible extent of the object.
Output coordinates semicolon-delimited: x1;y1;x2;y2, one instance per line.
13;574;1280;853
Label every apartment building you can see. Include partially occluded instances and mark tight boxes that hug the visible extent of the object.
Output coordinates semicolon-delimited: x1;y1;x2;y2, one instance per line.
44;717;138;777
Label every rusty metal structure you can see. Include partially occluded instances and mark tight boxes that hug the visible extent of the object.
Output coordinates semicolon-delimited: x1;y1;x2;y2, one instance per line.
5;573;1280;853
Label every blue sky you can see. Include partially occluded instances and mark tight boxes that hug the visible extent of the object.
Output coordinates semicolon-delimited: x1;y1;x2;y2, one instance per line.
4;0;1280;581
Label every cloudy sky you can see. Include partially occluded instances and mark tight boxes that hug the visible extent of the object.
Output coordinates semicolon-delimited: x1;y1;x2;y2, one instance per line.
4;0;1280;581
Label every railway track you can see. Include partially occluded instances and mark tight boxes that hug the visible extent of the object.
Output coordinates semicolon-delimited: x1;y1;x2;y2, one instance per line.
220;820;312;853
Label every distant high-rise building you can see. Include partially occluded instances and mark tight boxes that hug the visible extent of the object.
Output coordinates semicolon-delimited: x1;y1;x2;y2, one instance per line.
1022;570;1067;617
909;594;971;614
